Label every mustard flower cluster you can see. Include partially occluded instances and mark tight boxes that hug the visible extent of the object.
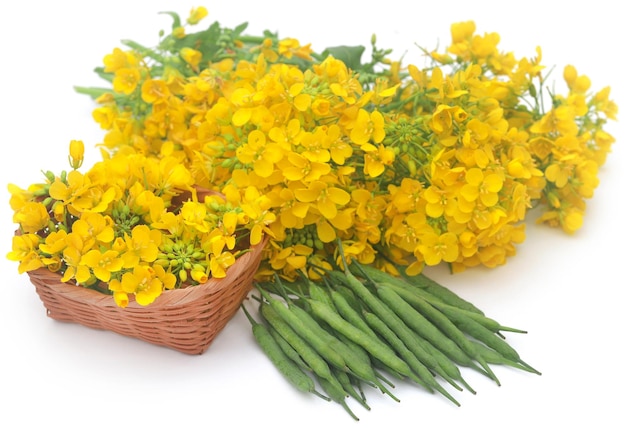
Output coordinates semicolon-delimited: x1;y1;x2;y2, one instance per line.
8;140;272;306
74;8;616;281
13;7;617;288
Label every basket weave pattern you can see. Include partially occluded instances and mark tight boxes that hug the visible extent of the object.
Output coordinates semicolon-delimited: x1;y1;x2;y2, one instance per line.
26;237;267;355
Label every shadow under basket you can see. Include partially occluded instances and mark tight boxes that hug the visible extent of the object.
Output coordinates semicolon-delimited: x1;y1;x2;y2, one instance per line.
26;237;267;355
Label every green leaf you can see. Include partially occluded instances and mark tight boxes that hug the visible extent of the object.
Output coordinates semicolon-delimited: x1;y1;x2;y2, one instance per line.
232;21;249;37
93;67;114;83
171;21;223;62
159;11;182;30
320;45;366;71
121;39;164;62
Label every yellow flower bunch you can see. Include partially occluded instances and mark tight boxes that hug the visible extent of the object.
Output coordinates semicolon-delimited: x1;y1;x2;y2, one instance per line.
7;140;271;306
71;9;617;282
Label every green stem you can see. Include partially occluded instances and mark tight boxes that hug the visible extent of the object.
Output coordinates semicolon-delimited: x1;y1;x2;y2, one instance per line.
236;35;267;45
121;39;166;63
73;86;112;100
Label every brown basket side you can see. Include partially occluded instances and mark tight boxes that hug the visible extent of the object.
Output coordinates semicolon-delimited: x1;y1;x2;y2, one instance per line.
26;237;267;355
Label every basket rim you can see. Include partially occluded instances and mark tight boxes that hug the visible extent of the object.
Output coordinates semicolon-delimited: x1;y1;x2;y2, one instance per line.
26;235;268;310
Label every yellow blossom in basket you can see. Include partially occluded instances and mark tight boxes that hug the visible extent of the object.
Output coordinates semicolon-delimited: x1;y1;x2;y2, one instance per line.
12;201;49;234
190;265;209;283
61;233;92;284
7;234;43;274
209;251;236;278
121;225;161;268
49;170;117;216
207;211;241;254
38;230;68;256
8;136;261;306
109;265;163;307
71;212;115;249
7;183;39;212
48;171;85;206
81;249;124;282
205;228;235;257
180;201;210;233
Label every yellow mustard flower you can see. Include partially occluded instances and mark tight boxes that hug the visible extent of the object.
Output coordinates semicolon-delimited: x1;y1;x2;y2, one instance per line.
460;168;503;207
12;201;49;234
418;231;460;266
20;10;615;287
81;249;124;282
112;67;141;95
61;234;92;284
141;79;171;104
7;234;43;274
236;129;284;178
186;6;208;25
103;48;139;73
38;230;68;256
121;225;162;268
180;47;203;72
209;251;236;278
72;213;115;249
294;181;350;221
350;109;385;146
113;265;164;306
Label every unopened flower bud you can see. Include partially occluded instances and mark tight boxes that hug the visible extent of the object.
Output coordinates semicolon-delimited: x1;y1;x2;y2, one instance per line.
68;140;84;170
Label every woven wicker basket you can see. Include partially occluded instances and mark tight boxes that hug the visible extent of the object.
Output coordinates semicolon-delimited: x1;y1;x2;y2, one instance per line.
26;237;266;355
24;187;267;355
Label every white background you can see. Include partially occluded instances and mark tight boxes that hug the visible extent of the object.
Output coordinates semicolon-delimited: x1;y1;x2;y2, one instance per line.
1;1;624;427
